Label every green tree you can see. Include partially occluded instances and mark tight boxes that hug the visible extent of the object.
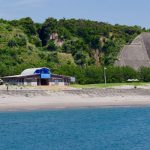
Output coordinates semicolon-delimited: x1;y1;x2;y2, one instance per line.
39;17;57;46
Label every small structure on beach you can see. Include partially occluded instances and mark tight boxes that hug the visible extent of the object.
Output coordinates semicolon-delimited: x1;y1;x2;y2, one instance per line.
1;67;75;86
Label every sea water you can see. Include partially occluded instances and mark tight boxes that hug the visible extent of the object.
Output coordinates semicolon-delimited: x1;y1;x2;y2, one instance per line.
0;107;150;150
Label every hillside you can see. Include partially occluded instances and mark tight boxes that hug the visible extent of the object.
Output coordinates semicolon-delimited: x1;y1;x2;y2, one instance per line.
0;17;148;79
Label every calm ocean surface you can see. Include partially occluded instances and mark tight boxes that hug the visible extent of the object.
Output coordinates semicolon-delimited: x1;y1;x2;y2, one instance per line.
0;107;150;150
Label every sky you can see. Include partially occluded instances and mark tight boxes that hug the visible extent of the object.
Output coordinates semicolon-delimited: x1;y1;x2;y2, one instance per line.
0;0;150;28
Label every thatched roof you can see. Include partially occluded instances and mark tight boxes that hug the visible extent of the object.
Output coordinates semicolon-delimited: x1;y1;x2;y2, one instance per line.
115;33;150;70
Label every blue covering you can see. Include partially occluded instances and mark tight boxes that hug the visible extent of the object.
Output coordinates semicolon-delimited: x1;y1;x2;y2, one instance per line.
34;68;51;79
41;74;51;79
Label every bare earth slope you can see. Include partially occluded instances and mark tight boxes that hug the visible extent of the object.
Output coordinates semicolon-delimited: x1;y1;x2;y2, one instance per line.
115;33;150;70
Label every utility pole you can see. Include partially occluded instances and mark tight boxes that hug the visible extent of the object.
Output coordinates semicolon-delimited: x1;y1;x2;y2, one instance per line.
104;67;107;86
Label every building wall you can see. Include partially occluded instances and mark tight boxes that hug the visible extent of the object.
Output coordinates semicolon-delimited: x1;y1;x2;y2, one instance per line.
24;78;38;86
49;82;65;86
24;82;37;86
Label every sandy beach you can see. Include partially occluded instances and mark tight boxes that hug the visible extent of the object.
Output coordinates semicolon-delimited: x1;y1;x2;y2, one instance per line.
0;85;150;111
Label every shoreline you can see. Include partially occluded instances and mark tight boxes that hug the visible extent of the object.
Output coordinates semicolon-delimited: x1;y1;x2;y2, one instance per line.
1;103;150;112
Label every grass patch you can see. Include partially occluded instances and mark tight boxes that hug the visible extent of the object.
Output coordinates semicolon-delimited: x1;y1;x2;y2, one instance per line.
71;82;150;89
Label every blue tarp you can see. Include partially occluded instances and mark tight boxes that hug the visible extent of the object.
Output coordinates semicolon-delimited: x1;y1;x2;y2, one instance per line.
41;74;51;79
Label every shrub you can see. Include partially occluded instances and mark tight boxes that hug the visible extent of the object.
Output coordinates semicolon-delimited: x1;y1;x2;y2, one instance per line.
139;67;150;82
46;40;57;51
7;39;17;47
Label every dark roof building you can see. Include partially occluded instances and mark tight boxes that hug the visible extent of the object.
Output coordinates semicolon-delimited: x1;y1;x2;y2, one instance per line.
2;67;74;86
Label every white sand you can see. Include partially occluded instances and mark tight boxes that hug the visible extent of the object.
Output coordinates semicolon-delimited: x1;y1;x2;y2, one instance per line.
0;92;150;111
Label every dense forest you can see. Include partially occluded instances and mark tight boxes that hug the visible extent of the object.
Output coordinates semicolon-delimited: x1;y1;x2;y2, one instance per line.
0;17;150;83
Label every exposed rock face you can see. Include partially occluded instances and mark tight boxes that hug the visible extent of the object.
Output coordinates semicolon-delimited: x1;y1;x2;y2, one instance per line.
92;49;101;66
50;33;64;47
115;33;150;70
50;33;59;40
